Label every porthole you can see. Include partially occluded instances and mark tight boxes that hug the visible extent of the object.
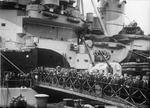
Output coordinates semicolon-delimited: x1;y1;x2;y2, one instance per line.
1;23;6;27
69;57;72;60
84;59;88;62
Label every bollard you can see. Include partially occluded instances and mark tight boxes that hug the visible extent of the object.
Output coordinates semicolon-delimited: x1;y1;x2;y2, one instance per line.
74;99;81;108
35;94;49;108
63;98;74;107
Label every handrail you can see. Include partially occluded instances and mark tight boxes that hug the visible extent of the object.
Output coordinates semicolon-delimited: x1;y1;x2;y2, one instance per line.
33;68;150;107
3;79;32;88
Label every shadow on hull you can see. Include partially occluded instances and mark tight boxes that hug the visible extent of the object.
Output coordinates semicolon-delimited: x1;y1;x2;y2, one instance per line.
1;48;70;73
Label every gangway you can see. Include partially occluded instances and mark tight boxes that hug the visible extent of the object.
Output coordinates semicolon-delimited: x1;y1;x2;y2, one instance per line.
38;82;133;108
33;68;149;108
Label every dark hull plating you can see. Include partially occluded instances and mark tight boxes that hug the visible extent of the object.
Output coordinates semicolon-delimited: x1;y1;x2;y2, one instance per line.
1;48;70;73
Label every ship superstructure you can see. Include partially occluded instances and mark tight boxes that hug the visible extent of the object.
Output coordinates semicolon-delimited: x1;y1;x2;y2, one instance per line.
0;0;149;71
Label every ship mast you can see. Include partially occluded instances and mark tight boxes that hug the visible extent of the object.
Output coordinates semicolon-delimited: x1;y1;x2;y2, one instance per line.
90;0;108;36
76;0;84;17
80;0;84;16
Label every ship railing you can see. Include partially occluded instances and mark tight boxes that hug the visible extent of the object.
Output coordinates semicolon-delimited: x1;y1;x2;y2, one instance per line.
33;68;149;106
3;79;32;88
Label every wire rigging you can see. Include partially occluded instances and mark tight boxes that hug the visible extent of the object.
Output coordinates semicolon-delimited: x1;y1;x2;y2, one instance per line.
0;52;25;75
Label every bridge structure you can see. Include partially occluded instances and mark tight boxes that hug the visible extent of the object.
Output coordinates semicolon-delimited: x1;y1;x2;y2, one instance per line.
32;67;149;108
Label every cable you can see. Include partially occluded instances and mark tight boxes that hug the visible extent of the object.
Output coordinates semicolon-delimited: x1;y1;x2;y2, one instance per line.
129;50;148;59
82;36;95;66
0;52;25;74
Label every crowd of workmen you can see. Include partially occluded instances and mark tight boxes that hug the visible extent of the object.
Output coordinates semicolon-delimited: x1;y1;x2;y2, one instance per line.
37;66;149;90
33;66;149;105
2;66;150;105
